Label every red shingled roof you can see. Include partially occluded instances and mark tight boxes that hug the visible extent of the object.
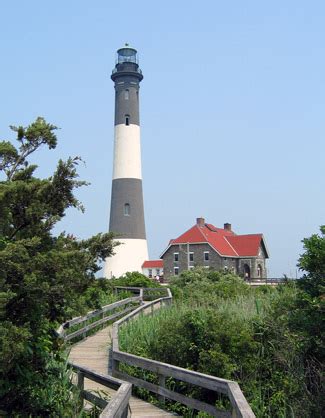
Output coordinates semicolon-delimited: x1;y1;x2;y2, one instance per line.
227;234;263;257
142;260;164;268
162;220;268;258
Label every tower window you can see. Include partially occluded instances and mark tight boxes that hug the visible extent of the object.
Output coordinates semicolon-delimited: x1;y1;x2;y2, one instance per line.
124;203;130;216
125;89;129;100
125;115;130;126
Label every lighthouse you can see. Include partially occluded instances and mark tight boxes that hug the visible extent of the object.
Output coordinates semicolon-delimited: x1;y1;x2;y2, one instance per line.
104;45;149;278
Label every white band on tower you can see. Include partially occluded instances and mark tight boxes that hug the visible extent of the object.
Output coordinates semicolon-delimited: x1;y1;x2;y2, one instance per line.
113;124;142;180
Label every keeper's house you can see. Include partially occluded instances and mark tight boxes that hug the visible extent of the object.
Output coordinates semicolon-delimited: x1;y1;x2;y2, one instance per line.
160;217;269;281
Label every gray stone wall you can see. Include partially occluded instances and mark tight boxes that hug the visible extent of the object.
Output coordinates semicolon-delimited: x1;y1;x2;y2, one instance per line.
238;256;267;279
163;244;267;280
163;243;236;280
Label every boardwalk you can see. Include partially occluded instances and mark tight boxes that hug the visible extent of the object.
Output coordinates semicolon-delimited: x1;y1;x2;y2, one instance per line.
69;325;176;417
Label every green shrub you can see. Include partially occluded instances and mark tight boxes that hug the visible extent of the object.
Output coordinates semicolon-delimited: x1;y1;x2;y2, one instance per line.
119;271;319;417
112;271;157;288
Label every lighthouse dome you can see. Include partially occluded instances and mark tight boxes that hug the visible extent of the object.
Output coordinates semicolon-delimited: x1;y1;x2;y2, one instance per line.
117;44;138;64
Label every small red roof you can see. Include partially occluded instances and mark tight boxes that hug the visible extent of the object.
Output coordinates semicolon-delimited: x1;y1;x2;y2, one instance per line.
161;220;268;258
142;260;164;268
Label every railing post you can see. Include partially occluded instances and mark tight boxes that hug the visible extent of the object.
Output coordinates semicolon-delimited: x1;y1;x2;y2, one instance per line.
102;311;105;329
158;374;166;406
112;358;120;377
77;371;84;409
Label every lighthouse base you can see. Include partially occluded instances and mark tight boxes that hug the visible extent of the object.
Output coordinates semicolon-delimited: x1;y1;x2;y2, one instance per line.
104;238;149;279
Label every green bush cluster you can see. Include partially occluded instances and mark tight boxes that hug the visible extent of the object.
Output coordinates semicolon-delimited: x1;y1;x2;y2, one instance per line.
119;265;324;417
111;271;158;288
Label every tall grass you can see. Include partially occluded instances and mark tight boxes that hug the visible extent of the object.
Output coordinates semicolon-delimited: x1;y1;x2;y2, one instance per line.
119;287;291;356
118;283;306;417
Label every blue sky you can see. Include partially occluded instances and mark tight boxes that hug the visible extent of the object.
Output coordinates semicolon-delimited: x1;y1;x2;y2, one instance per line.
1;1;324;277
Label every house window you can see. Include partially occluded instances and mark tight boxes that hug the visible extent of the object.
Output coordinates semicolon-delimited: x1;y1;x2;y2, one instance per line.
124;203;130;216
125;89;129;100
174;267;179;275
125;115;130;126
189;252;194;262
174;253;179;262
204;251;209;261
156;269;160;276
148;269;152;278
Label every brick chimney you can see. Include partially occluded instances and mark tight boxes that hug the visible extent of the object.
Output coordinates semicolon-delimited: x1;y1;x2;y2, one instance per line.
224;223;232;231
196;217;205;227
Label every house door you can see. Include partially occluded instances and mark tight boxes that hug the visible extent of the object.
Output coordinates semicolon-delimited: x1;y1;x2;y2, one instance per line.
243;264;250;279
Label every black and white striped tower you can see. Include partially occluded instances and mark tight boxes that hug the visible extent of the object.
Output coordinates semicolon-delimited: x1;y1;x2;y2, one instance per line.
104;45;148;278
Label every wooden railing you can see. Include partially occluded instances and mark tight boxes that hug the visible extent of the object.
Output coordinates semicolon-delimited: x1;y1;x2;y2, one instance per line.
56;292;143;416
111;289;255;418
246;278;295;286
56;292;143;342
70;363;131;418
114;286;169;301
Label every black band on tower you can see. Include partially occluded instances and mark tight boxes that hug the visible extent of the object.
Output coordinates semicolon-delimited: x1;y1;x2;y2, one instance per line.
114;79;140;126
109;178;146;239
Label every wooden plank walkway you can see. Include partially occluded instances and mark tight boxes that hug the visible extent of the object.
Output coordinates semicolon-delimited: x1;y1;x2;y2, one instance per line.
69;325;176;417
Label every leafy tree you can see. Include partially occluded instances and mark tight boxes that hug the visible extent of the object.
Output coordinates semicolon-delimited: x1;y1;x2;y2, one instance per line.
289;226;325;415
112;271;156;288
298;225;325;297
0;118;117;415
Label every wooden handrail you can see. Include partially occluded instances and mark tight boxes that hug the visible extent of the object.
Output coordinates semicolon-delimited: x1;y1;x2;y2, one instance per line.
56;295;142;341
57;294;143;417
112;290;255;418
69;363;131;418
